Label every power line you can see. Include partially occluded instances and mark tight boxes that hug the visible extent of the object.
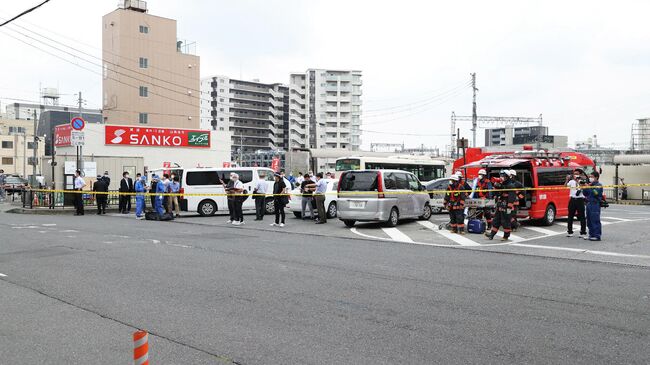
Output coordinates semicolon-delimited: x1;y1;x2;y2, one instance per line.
360;129;450;137
0;0;51;28
363;79;471;113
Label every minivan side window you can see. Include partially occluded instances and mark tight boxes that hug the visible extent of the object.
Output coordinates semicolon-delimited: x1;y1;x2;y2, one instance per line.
407;173;420;191
394;173;409;190
384;173;397;190
186;171;220;186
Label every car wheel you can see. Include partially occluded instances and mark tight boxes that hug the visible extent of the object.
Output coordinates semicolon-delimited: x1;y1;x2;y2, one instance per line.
343;219;356;228
265;198;275;214
385;207;399;227
198;200;217;217
419;204;432;220
293;211;302;218
327;202;337;218
542;204;556;226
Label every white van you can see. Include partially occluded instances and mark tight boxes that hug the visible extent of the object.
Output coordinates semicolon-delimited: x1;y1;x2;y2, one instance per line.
148;167;276;216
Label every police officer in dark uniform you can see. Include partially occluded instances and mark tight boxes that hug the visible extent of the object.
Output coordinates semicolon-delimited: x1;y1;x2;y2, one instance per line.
583;171;604;241
508;169;524;231
444;174;467;234
486;170;516;241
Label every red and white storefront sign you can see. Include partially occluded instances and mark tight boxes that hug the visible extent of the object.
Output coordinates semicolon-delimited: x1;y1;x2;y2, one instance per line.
104;125;211;148
54;124;72;147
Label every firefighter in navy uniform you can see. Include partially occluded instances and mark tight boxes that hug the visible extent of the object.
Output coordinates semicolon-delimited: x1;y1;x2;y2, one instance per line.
508;169;525;231
444;174;467;234
473;169;493;228
486;170;517;241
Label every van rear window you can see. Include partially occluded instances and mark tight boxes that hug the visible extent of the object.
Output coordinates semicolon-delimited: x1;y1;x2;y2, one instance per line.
339;171;379;191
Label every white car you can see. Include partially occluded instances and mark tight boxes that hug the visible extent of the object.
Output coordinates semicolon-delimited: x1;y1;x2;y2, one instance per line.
289;179;338;219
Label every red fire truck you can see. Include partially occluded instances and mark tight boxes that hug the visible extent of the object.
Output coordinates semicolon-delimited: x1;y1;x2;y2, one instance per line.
453;146;596;180
459;148;597;226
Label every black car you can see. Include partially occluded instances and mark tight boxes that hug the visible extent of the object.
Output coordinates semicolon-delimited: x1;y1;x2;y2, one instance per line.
424;178;451;213
3;176;28;195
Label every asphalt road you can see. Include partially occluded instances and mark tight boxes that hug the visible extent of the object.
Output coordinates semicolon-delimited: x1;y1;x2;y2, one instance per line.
1;208;649;364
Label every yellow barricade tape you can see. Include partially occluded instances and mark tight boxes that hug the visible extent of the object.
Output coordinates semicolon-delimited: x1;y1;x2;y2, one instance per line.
24;183;650;198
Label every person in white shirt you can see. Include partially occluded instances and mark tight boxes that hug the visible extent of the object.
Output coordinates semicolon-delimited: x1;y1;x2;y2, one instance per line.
73;169;86;216
310;173;328;224
231;173;245;225
566;171;587;237
254;173;269;221
295;172;304;186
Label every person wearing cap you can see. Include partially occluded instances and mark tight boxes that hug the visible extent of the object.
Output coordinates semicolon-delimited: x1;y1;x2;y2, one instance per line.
444;174;467;234
471;169;493;228
271;172;287;227
102;171;111;189
134;174;147;220
153;174;167;216
508;169;524;231
566;170;587;238
582;170;604;241
486;170;516;241
93;175;109;215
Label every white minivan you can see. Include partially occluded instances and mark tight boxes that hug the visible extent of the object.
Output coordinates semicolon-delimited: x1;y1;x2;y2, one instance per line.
148;167;276;216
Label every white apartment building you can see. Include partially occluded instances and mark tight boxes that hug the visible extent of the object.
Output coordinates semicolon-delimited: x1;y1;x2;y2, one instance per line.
200;76;288;163
288;69;362;151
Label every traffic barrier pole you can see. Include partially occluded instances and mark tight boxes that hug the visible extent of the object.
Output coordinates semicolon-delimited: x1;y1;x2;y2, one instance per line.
133;330;149;365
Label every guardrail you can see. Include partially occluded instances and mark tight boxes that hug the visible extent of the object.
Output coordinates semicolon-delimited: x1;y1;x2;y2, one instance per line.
21;190;134;210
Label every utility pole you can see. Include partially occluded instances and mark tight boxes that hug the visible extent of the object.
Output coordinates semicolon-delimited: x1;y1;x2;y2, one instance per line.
239;132;243;167
77;91;83;175
471;73;478;148
32;109;38;183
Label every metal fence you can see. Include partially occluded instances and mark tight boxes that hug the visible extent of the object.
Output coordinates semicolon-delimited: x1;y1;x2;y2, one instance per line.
22;190;135;210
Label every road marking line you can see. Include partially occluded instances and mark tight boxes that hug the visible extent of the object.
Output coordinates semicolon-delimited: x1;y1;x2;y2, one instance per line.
417;221;481;246
0;273;6;277
61;229;78;233
381;227;414;243
42;223;56;226
602;216;631;221
510;243;650;260
522;226;559;236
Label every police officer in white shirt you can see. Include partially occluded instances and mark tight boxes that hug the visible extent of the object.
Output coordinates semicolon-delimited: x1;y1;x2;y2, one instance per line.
254;173;269;221
312;172;328;224
73;169;86;216
566;170;587;237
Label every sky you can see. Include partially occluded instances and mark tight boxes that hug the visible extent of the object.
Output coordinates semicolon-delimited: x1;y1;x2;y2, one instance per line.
1;0;649;152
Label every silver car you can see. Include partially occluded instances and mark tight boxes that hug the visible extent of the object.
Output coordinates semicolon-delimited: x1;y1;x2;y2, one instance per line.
337;170;432;227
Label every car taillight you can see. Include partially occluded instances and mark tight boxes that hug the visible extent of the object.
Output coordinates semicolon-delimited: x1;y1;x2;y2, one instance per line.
377;173;385;199
179;187;184;199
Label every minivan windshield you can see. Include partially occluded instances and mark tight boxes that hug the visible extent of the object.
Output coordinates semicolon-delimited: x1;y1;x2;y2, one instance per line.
339;171;379;191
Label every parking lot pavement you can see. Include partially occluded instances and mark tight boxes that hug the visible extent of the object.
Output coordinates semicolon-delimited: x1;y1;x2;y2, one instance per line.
102;204;650;267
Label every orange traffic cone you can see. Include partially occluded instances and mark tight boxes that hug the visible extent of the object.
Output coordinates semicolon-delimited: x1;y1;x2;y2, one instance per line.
133;330;149;365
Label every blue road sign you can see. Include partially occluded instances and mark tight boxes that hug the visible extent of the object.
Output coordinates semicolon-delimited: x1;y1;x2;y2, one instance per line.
71;117;85;131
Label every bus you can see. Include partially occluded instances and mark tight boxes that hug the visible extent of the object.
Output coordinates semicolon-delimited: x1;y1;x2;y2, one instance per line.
335;156;446;182
460;150;597;225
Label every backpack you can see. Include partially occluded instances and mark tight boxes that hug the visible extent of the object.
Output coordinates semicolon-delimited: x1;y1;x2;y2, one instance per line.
237;189;249;203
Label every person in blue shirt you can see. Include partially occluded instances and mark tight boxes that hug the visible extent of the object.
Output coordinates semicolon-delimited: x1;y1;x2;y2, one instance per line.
154;174;167;216
582;171;604;241
134;175;146;220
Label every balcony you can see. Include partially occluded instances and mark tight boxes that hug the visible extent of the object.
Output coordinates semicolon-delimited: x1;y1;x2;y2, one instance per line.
230;103;272;112
230;92;271;103
230;83;271;94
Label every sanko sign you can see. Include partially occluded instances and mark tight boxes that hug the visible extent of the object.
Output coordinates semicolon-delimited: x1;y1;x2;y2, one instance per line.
54;124;72;147
104;125;211;148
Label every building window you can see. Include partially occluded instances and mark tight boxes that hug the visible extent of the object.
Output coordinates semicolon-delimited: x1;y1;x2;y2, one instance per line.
139;86;149;97
2;141;13;149
139;25;149;34
1;157;12;165
219;108;224;112
139;57;148;69
27;142;36;149
8;126;25;134
219;98;224;102
219;89;224;92
139;113;148;124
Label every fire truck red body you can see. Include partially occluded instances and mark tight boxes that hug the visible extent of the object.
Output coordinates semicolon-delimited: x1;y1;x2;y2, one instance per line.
457;146;597;225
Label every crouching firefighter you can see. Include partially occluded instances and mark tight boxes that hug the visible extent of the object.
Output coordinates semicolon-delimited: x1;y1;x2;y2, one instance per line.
486;170;517;241
444;174;467;234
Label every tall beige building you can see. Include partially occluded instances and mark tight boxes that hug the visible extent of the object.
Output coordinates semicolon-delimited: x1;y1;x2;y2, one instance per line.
102;1;200;129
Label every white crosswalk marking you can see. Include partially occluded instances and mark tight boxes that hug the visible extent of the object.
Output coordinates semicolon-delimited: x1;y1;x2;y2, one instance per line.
417;221;481;246
522;226;560;236
492;231;525;242
602;216;631;221
381;228;414;243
